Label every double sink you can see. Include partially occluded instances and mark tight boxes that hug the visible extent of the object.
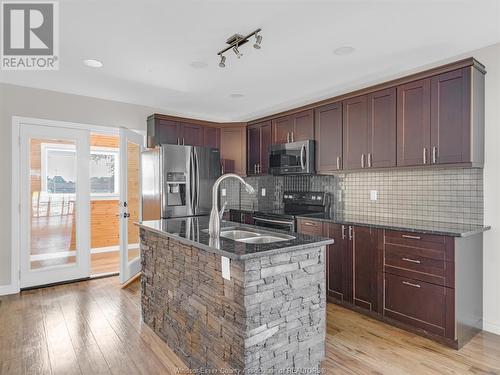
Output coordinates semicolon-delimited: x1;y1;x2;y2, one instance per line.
210;227;295;244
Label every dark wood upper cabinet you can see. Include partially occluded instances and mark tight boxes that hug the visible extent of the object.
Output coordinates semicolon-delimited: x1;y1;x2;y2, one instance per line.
181;122;203;146
367;88;397;168
203;127;220;149
352;226;381;313
397;78;431;166
157;119;182;145
272;116;294;144
260;122;272;174
220;126;247;176
247;125;261;176
247;121;272;175
272;110;314;144
314;102;343;173
292;109;314;141
430;68;471;165
343;95;369;170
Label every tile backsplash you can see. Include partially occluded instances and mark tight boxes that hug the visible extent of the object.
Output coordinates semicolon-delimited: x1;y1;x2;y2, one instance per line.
220;167;484;225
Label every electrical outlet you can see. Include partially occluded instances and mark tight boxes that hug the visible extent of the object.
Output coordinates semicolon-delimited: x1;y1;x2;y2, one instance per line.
261;188;266;197
221;188;226;197
370;190;378;201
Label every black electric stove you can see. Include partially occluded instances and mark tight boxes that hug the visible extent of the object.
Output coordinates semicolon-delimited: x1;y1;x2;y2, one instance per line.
253;192;330;232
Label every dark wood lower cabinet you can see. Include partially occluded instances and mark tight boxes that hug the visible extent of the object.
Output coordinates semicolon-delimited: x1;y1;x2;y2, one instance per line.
296;218;483;349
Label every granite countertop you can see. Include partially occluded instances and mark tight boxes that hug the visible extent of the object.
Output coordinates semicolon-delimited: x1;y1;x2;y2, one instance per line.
136;216;333;260
297;213;491;237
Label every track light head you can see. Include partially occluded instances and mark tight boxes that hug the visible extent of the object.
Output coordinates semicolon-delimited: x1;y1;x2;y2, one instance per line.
233;45;243;59
219;55;226;68
253;34;262;49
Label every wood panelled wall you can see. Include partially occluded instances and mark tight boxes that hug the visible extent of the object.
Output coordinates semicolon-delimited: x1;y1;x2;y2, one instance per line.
30;134;138;251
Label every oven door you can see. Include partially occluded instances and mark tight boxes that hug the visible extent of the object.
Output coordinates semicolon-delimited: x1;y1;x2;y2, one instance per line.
269;140;314;175
253;216;295;232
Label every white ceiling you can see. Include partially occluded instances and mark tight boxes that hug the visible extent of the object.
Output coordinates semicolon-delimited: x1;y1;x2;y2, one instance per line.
1;0;499;122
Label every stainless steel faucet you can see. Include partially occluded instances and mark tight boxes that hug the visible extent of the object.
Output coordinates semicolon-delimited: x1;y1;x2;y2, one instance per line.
209;173;255;238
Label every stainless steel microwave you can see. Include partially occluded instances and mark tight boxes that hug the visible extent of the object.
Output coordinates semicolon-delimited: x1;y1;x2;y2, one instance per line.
269;140;315;175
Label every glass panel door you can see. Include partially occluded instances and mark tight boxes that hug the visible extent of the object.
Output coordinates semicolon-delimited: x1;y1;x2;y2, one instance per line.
119;128;144;284
20;124;90;288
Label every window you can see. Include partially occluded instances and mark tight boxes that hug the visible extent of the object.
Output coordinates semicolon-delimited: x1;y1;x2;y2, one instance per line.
41;143;120;199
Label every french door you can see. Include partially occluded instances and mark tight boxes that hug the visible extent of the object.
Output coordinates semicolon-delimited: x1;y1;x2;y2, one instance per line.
19;124;90;288
119;128;144;284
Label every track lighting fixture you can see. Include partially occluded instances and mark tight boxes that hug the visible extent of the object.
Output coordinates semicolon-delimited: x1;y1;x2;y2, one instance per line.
217;28;262;68
232;45;243;59
253;34;262;49
219;55;226;68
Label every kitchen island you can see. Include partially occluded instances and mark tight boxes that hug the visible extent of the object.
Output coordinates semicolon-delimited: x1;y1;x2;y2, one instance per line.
137;217;333;373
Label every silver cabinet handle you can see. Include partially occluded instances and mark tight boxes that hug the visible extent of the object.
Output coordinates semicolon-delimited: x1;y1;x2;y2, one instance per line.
402;234;421;240
300;144;306;170
368;153;372;168
336;156;341;170
303;222;316;227
402;281;421;288
287;132;290;143
402;257;421;264
432;146;438;164
341;224;346;240
361;154;365;168
183;138;185;145
291;132;295;142
423;147;427;164
177;137;180;145
254;164;257;174
348;226;353;241
258;163;261;174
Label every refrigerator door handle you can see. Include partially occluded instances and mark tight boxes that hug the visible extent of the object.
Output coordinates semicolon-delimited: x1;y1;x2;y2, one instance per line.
189;148;196;212
195;148;200;212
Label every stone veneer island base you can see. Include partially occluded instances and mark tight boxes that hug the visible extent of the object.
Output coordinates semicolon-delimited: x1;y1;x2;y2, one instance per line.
139;221;331;373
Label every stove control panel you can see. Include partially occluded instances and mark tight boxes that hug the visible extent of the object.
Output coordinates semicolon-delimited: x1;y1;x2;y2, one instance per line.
283;191;328;205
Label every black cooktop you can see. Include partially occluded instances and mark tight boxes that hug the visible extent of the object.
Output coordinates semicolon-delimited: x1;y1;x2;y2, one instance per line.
254;191;330;219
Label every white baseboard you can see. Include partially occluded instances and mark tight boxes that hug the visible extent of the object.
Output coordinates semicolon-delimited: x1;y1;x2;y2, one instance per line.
0;283;19;296
483;320;500;336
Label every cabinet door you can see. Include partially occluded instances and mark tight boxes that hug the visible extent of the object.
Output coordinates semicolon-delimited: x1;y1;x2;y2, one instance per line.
158;119;181;145
181;123;203;146
368;88;397;168
220;126;246;176
247;125;261;175
431;68;471;165
315;102;343;172
326;224;350;302
397;79;431;166
272;116;294;144
260;121;272;174
292;109;314;142
352;226;380;312
343;95;369;170
203;127;220;149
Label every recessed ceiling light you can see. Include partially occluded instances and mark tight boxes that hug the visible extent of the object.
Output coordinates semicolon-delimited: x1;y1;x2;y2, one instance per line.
333;46;355;56
230;93;244;98
190;61;208;69
83;59;103;68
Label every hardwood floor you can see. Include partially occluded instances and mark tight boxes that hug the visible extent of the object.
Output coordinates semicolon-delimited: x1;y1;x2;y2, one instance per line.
1;277;499;375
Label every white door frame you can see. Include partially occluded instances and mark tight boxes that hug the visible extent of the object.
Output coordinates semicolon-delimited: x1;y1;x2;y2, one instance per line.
119;128;144;284
10;116;145;294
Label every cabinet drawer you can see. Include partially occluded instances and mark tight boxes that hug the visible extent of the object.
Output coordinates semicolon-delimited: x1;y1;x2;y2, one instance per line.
384;273;454;339
385;244;454;287
297;219;324;236
385;230;446;250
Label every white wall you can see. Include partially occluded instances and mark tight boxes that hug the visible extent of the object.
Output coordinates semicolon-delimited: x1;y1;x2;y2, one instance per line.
0;83;166;288
1;43;500;334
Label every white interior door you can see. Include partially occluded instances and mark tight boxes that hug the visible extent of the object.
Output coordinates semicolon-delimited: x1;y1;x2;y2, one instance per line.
119;128;144;284
19;124;90;288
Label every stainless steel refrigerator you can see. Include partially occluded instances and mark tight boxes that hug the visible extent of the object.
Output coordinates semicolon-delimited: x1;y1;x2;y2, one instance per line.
141;145;222;220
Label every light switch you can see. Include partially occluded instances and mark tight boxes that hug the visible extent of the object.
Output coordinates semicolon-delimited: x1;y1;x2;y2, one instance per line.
370;190;378;201
222;188;226;197
261;188;266;197
221;256;231;280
